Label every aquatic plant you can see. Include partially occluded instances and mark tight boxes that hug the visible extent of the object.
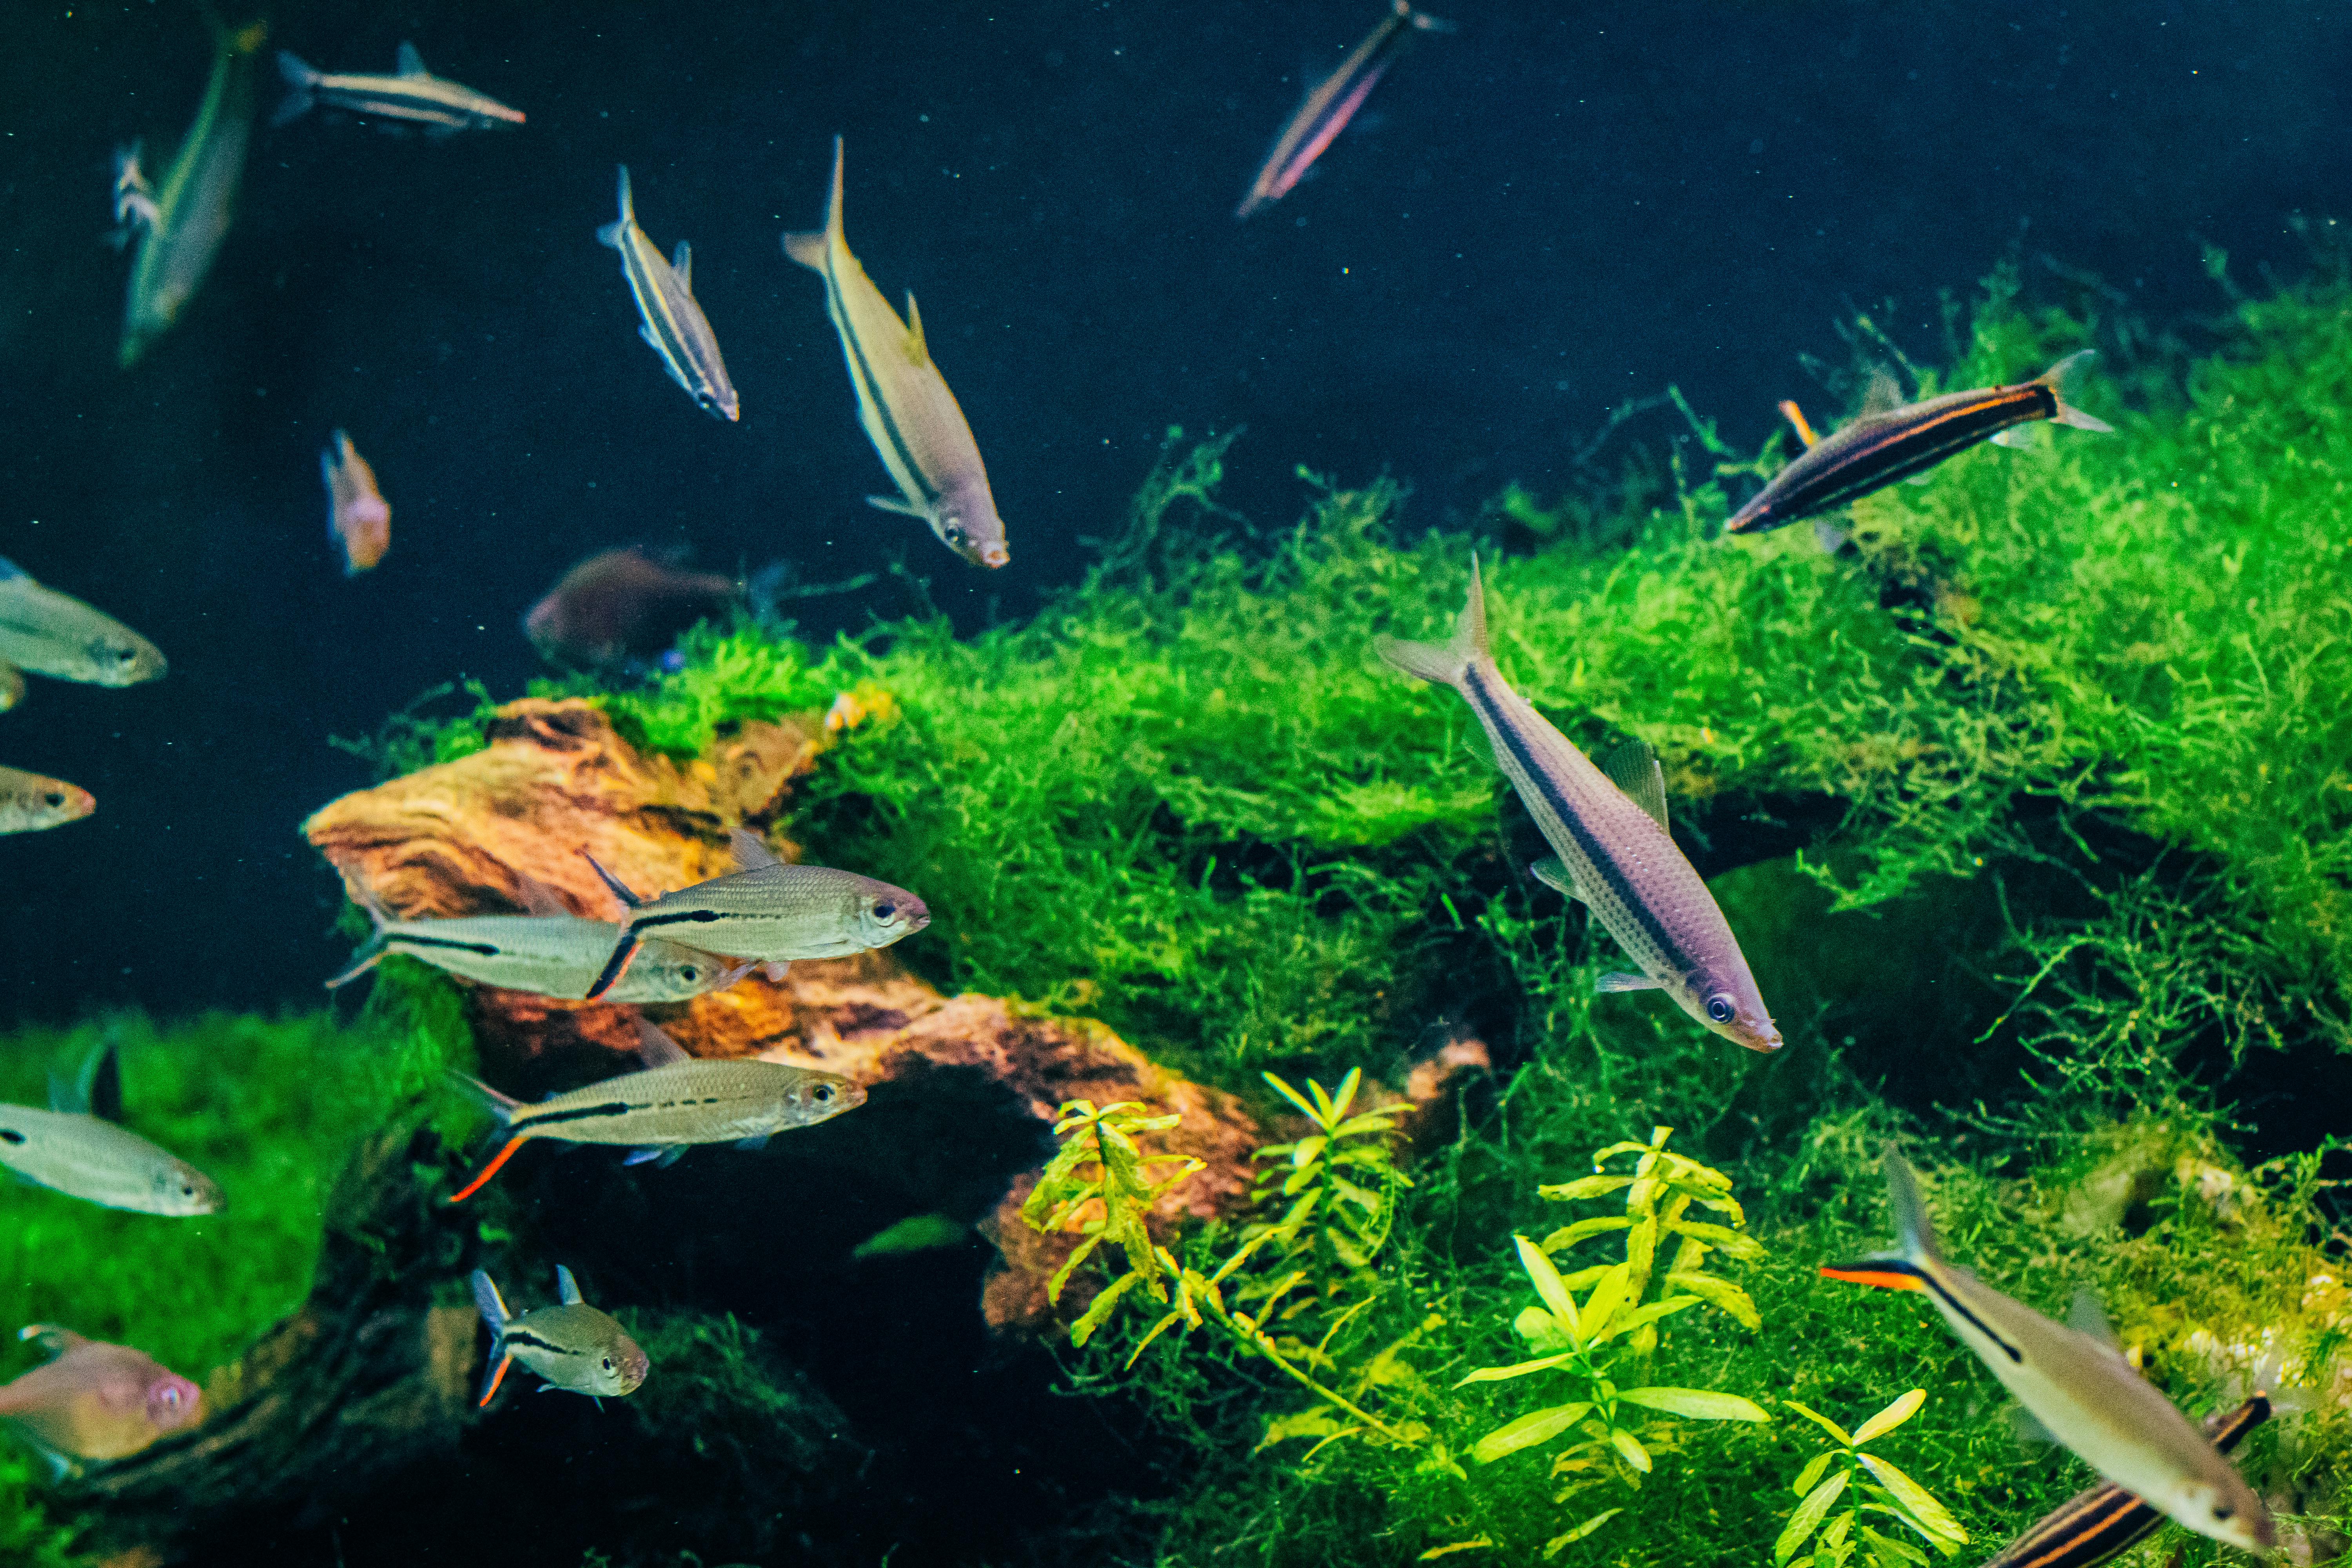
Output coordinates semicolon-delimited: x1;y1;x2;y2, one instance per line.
1229;1070;1413;1329
1772;1390;1969;1568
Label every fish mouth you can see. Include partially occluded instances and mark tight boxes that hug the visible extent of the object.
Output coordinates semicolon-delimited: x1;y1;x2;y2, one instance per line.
978;544;1010;569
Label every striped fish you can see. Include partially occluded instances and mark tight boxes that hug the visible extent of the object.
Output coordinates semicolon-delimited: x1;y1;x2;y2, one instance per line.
784;137;1011;569
1378;561;1781;1053
1822;1149;2273;1553
1236;0;1453;221
1725;354;2113;535
0;766;94;835
445;1018;864;1201
272;42;524;133
1978;1397;2270;1568
471;1266;646;1406
0;558;166;687
597;165;739;422
328;887;750;1004
117;17;265;368
0;1042;223;1217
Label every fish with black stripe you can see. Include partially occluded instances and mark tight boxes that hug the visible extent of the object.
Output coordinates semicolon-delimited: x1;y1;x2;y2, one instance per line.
471;1265;646;1407
597;165;739;421
1377;559;1781;1053
0;1038;222;1216
1975;1396;2270;1568
1235;0;1453;221
272;41;524;133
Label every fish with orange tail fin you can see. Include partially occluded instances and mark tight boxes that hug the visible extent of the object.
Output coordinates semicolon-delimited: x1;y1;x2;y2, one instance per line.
471;1266;645;1409
1822;1148;2272;1554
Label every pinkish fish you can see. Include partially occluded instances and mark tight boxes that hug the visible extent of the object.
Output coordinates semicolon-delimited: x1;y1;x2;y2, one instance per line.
0;1324;200;1475
321;429;391;575
523;548;740;666
1236;0;1453;221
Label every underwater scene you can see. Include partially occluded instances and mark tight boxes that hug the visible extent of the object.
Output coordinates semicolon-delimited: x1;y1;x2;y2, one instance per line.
2;2;2350;1565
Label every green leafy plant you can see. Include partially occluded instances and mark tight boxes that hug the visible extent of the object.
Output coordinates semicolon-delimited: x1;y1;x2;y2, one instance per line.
1457;1127;1770;1557
1774;1390;1969;1568
1231;1069;1413;1329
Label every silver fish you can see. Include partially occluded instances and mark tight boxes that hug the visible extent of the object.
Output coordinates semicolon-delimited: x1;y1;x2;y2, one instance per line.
0;766;94;835
581;828;928;1000
470;1266;645;1406
329;882;750;1002
1378;561;1780;1053
1823;1149;2272;1553
272;42;525;133
0;1325;200;1474
0;557;167;687
598;165;739;421
0;1042;223;1216
784;136;1011;568
118;18;264;367
446;1018;864;1202
1236;0;1453;221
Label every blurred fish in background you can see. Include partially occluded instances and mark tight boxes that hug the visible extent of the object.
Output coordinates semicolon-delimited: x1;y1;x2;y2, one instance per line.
0;1325;201;1476
1236;0;1453;221
0;559;166;688
321;430;393;576
272;40;524;133
0;765;94;835
523;548;740;667
597;165;739;422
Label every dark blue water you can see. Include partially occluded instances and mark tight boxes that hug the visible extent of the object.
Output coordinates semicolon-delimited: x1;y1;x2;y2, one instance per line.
2;0;2346;1020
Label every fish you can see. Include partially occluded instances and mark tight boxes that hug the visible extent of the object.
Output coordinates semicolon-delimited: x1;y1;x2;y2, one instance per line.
117;17;265;368
110;143;158;232
0;665;22;713
0;1324;200;1475
597;166;739;422
1724;354;2114;536
446;1017;864;1202
1820;1148;2273;1553
0;766;95;835
470;1266;646;1406
579;827;929;1000
523;548;741;667
784;137;1011;570
1377;561;1781;1053
0;1040;224;1216
0;558;167;687
1976;1397;2270;1568
321;430;392;576
272;41;525;133
1236;0;1453;221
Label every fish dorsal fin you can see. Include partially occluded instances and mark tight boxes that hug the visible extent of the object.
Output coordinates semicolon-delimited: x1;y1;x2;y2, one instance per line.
1600;739;1669;832
555;1264;584;1306
902;294;930;366
0;557;27;582
673;241;692;290
18;1325;83;1361
728;826;781;871
396;42;427;77
509;873;572;918
1857;367;1905;418
2068;1285;2125;1353
49;1038;122;1120
579;849;645;909
633;1016;691;1069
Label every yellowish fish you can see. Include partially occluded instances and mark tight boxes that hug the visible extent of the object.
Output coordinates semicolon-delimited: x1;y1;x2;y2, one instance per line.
321;430;392;575
784;137;1010;569
0;557;167;687
471;1266;647;1406
598;165;739;421
0;765;94;835
0;1325;200;1476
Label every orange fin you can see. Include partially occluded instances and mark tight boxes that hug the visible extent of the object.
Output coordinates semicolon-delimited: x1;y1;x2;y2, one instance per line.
478;1353;512;1408
1777;399;1820;449
446;1135;531;1204
1819;1262;1927;1292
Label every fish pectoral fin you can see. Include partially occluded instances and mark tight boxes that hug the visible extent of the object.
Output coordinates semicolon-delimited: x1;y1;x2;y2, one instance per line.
673;241;692;290
1595;971;1661;993
621;1146;668;1167
2067;1284;2126;1353
1599;739;1670;832
782;229;827;272
396;40;428;76
639;323;662;350
633;1016;691;1069
2005;1403;2059;1447
1528;857;1583;902
902;293;930;365
866;494;929;520
577;850;644;910
758;960;789;984
735;1134;771;1152
1988;425;2034;450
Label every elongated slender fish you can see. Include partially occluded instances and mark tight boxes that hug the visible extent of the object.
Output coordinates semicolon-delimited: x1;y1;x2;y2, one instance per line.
1378;561;1780;1053
581;827;928;999
471;1266;646;1406
524;548;741;667
784;137;1011;569
1821;1149;2272;1552
0;1041;223;1216
117;17;264;368
1236;0;1453;221
0;766;94;835
0;1325;200;1475
0;558;166;687
446;1018;863;1201
273;42;524;133
321;430;392;575
1725;354;2113;535
597;166;739;422
1977;1397;2270;1568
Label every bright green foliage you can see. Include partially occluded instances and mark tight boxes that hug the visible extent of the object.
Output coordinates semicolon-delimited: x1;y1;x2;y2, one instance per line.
1454;1130;1769;1556
1020;1098;1204;1335
1774;1390;1969;1568
1232;1070;1413;1328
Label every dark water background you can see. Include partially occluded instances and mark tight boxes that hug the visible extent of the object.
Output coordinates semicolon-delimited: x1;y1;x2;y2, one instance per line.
1;0;2346;1023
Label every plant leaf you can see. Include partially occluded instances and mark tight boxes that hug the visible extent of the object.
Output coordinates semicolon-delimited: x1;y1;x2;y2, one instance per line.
1663;1269;1762;1330
1540;1216;1635;1252
1581;1263;1633;1341
1542;1509;1623;1557
1851;1388;1928;1446
1608;1426;1652;1473
1774;1470;1851;1565
1454;1351;1578;1386
1537;1174;1635;1202
1663;1219;1768;1259
1617;1386;1771;1422
1584;1296;1700;1345
1470;1402;1593;1464
1857;1454;1968;1547
1069;1270;1143;1346
1261;1072;1321;1120
1782;1399;1855;1447
1790;1451;1836;1497
1515;1235;1583;1339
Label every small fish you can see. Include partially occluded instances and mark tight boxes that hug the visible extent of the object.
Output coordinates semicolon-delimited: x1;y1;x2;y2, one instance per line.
118;18;266;368
0;558;167;687
1821;1149;2273;1553
448;1018;863;1201
597;166;739;422
580;827;929;1000
272;42;525;134
852;1212;971;1260
1725;354;2114;536
110;143;158;232
0;1040;224;1216
0;665;22;713
470;1266;646;1406
523;548;741;667
321;430;392;575
1379;561;1781;1053
1976;1397;2270;1568
1236;0;1452;221
784;137;1011;569
0;766;94;835
0;1325;200;1474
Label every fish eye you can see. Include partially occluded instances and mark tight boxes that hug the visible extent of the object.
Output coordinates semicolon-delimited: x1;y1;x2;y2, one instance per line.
813;1083;836;1103
113;648;135;664
159;1387;181;1408
2214;1506;2235;1521
1706;995;1736;1024
873;901;895;920
42;792;63;808
601;1357;614;1372
944;519;965;541
679;965;700;982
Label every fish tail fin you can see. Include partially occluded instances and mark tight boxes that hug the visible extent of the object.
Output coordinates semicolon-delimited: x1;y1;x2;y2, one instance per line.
782;136;844;272
2033;350;2114;434
470;1270;513;1404
1882;1145;1944;1265
448;1072;523;1128
270;50;319;125
1376;554;1490;687
446;1134;531;1204
596;165;632;250
324;880;393;989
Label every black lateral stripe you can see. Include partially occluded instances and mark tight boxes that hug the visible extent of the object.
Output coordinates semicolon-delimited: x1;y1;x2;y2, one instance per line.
519;1099;636;1130
1915;1269;2026;1364
1984;1484;2158;1568
501;1328;579;1355
828;269;939;505
1780;386;2051;518
389;933;504;957
1461;664;1683;968
629;907;728;930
